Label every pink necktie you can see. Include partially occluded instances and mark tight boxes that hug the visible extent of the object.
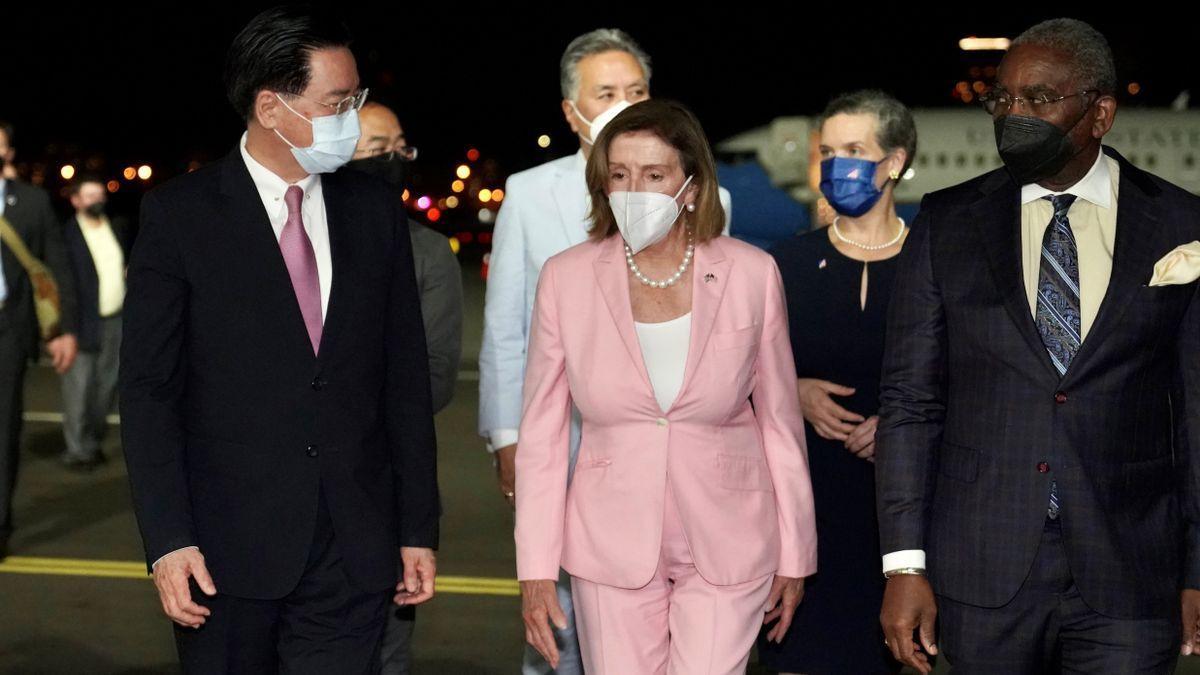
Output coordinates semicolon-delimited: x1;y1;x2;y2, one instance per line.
281;185;322;355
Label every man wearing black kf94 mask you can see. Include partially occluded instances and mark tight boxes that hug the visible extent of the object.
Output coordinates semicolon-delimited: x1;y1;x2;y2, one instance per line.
876;17;1200;674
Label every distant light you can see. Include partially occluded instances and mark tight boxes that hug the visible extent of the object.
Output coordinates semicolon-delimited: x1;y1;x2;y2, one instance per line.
138;165;153;180
783;141;798;153
437;198;447;209
106;180;120;193
491;188;504;202
123;167;137;180
416;196;432;210
537;134;551;148
1128;82;1142;96
451;180;465;193
427;208;442;222
479;188;493;203
60;165;76;180
479;232;493;245
467;148;480;162
448;237;461;255
959;37;1010;51
459;232;474;244
446;196;460;208
187;160;202;173
478;208;495;224
972;81;986;94
401;189;411;201
956;81;970;93
903;168;916;180
456;165;471;179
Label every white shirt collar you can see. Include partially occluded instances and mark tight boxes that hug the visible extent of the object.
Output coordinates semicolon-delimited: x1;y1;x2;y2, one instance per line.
238;132;320;218
1020;150;1112;209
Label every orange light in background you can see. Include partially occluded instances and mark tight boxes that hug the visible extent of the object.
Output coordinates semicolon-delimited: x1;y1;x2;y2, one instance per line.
466;148;480;162
446;196;460;208
479;188;492;202
448;237;461;255
451;180;465;193
972;81;986;94
537;135;551;148
138;165;153;180
427;208;442;222
959;37;1011;51
491;188;504;202
123;167;137;180
1128;82;1142;95
456;165;471;179
401;189;411;201
60;165;76;180
106;180;120;193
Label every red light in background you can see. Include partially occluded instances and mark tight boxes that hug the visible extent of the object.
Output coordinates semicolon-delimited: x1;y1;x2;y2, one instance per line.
427;208;442;222
458;232;474;244
479;232;493;245
467;148;480;162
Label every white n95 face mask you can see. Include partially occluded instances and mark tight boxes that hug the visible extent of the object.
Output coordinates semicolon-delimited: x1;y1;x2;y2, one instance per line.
570;99;634;145
609;175;694;254
274;94;362;174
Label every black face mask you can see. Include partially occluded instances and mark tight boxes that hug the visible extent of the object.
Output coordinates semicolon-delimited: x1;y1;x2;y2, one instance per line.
347;154;410;190
994;101;1093;185
84;202;106;219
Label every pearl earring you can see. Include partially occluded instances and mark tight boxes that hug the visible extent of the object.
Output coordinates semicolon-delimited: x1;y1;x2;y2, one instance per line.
686;203;696;212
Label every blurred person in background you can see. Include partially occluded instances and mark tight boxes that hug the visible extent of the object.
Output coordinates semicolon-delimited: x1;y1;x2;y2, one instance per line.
60;174;129;472
349;100;463;675
0;119;78;560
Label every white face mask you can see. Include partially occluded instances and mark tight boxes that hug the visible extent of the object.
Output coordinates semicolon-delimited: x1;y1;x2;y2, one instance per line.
569;99;634;146
609;174;694;254
273;94;362;174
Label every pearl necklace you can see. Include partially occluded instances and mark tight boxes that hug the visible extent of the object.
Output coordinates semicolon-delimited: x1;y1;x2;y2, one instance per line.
831;216;907;251
625;232;695;289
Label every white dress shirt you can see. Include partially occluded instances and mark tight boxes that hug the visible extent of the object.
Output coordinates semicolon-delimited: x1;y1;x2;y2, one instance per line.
78;216;126;317
882;151;1119;575
239;132;332;321
634;313;692;413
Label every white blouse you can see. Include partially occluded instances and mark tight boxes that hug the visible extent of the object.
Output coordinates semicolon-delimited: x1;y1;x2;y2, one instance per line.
634;313;692;413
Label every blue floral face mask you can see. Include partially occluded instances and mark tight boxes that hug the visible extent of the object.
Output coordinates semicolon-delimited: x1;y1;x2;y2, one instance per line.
819;156;892;217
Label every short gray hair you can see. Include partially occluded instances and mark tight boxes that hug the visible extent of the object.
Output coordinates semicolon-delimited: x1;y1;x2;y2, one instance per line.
816;89;919;176
559;28;652;101
1010;18;1117;95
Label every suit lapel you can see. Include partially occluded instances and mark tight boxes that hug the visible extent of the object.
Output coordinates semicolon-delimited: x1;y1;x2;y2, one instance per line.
672;240;731;410
217;149;316;364
1061;150;1162;387
551;152;591;247
315;171;351;364
971;171;1060;382
593;236;654;395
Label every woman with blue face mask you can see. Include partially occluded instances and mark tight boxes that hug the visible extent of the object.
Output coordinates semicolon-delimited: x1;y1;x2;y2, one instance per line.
758;89;916;675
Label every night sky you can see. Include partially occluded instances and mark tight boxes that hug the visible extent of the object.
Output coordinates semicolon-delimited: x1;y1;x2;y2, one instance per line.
4;5;1198;217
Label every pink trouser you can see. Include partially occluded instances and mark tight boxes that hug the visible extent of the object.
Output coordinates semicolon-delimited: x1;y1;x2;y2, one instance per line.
569;488;774;675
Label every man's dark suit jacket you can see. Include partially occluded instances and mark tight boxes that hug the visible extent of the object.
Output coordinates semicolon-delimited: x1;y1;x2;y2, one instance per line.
63;215;129;352
876;146;1200;620
120;148;440;600
1;179;78;352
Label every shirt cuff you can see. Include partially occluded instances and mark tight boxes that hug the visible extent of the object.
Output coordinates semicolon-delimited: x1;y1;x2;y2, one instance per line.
152;546;199;570
882;550;926;574
487;429;519;452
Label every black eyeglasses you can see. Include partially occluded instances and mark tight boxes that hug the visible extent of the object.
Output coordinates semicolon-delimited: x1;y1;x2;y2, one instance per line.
355;145;418;161
978;89;1098;115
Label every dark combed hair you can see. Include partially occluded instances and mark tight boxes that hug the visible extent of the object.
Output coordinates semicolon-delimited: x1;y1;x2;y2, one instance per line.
586;99;725;243
223;5;354;122
69;173;107;195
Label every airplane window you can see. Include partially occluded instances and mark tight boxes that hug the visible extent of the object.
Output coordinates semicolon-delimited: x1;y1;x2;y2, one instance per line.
937;154;947;167
1146;154;1157;168
918;154;929;167
976;155;986;167
956;154;967;167
1186;155;1195;169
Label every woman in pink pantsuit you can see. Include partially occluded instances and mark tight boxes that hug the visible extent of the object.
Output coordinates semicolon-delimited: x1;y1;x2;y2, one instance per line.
515;100;818;675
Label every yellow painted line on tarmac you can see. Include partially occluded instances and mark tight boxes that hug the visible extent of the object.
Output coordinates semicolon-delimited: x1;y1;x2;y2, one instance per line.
0;556;519;596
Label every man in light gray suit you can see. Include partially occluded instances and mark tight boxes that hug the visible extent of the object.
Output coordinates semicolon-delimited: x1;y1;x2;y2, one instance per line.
478;29;731;674
349;102;463;675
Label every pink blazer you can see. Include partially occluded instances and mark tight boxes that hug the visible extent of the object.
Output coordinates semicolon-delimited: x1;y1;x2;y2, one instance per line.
515;234;818;589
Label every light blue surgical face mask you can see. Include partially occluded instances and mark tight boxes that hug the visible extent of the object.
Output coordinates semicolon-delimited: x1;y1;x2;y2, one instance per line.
273;94;361;174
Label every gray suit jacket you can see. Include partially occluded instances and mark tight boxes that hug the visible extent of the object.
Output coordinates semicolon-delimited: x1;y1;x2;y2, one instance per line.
410;222;462;413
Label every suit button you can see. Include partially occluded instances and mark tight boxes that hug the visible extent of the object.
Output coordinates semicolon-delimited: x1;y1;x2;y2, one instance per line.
311;377;327;391
1037;462;1049;473
306;445;319;458
656;418;668;428
1054;392;1067;404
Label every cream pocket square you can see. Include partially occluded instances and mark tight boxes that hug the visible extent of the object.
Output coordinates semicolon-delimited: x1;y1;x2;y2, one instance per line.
1149;241;1200;286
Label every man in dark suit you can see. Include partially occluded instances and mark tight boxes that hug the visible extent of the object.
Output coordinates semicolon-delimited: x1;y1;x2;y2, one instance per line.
876;19;1200;674
0;119;79;560
120;7;440;672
